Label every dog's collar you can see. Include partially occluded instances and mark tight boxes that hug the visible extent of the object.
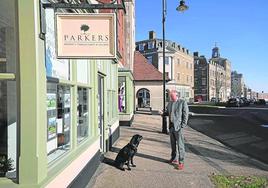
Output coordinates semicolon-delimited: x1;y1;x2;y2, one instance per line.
128;143;137;150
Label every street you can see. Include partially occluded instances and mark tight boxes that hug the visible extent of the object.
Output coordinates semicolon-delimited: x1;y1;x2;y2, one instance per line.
189;105;268;164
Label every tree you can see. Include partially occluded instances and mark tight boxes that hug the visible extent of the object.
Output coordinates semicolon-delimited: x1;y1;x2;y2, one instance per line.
80;24;89;34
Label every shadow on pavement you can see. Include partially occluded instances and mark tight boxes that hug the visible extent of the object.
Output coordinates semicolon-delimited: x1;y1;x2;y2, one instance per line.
188;116;268;165
142;137;170;145
102;157;116;168
110;147;169;164
185;143;268;171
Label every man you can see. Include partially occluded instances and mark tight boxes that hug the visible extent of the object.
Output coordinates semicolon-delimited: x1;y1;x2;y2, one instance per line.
159;90;189;170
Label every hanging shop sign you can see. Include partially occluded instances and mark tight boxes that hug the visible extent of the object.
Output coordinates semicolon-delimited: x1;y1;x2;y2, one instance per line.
56;13;116;59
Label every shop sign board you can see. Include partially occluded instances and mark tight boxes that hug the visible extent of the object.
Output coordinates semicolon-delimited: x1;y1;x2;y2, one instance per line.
56;13;116;59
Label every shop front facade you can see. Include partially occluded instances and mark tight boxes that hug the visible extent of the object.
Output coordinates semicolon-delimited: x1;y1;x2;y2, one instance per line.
0;1;121;187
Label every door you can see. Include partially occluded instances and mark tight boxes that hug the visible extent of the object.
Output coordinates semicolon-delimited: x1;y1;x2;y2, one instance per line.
137;89;150;108
98;75;105;152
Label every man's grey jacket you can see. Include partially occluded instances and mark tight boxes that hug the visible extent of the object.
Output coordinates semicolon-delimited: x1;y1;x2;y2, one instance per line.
164;99;189;131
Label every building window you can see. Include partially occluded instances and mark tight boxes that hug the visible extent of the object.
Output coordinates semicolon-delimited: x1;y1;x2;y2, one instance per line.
0;81;17;178
138;43;144;51
210;79;214;86
148;41;154;49
47;83;71;163
165;72;169;79
202;70;206;76
190;63;192;69
77;87;89;144
186;92;190;98
186;62;189;69
165;41;168;47
118;77;126;112
191;76;193;83
202;78;206;85
177;73;180;81
0;0;18;179
165;57;169;65
187;75;189;83
45;9;70;80
177;59;180;65
147;56;153;64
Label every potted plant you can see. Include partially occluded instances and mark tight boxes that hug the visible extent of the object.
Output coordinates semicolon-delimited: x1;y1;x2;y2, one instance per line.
0;155;14;177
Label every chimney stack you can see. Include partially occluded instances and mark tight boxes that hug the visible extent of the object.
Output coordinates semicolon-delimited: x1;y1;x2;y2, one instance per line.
149;31;156;39
193;52;199;57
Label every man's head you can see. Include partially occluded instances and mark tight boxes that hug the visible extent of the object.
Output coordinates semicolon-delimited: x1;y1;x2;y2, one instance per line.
170;90;178;102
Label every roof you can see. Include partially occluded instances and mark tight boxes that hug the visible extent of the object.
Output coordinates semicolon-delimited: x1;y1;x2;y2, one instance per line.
133;51;164;81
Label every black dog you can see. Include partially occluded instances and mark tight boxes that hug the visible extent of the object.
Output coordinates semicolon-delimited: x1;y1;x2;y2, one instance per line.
114;134;143;171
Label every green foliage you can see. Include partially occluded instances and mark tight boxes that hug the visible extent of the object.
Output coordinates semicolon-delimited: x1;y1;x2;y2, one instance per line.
210;174;268;188
0;155;14;176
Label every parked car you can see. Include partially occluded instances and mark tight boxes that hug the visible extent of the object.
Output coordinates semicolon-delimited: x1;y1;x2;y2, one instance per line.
210;97;216;103
211;97;221;103
240;97;250;106
227;98;241;107
254;99;266;105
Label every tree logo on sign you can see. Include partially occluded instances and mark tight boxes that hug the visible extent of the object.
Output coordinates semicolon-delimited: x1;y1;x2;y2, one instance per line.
80;24;90;34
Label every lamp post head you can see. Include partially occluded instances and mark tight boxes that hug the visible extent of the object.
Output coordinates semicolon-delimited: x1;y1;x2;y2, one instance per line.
176;0;189;12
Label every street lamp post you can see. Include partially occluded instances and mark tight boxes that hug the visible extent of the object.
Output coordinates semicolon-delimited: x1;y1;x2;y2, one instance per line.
162;0;188;134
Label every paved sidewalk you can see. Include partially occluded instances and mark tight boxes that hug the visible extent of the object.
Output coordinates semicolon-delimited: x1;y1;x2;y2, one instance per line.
87;114;268;188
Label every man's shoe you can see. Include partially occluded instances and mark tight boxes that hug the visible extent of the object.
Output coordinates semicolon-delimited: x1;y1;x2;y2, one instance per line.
169;159;179;164
177;163;184;170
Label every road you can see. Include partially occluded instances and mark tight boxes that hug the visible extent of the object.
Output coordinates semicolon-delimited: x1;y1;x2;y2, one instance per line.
189;105;268;164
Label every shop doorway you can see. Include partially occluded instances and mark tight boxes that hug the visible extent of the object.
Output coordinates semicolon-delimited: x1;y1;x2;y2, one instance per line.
97;75;105;152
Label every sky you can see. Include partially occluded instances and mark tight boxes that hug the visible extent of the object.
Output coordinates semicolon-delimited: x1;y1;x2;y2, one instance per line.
135;0;268;93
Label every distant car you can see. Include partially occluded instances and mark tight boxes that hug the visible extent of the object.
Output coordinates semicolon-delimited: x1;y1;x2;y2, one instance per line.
227;98;241;107
211;97;221;103
254;99;266;105
240;97;250;106
210;97;216;102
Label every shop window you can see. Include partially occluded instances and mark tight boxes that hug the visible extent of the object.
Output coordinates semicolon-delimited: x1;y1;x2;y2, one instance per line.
0;81;17;179
0;0;18;179
77;87;89;143
47;83;71;163
118;77;126;112
45;9;70;80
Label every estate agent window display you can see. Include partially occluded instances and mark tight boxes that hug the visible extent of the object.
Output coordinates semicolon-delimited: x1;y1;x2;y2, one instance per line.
44;7;95;164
